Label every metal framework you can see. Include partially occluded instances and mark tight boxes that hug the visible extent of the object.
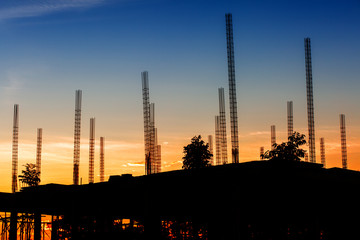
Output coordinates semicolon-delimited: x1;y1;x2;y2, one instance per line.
218;88;228;164
225;13;239;163
208;135;214;165
304;153;309;162
260;146;264;160
340;114;347;169
89;118;95;183
12;104;19;193
150;103;156;173
141;72;161;174
36;128;43;181
100;137;105;182
287;101;293;138
73;90;82;185
320;137;326;167
271;125;276;149
304;38;316;163
156;145;161;173
215;116;221;165
142;71;151;175
154;127;161;173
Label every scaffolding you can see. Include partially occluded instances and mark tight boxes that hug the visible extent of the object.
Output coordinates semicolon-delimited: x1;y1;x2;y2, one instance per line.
215;116;221;165
100;137;105;182
208;135;213;165
36;128;43;181
340;114;347;169
218;88;228;164
304;38;316;163
287;101;293;137
89;118;95;183
73;90;82;185
225;13;239;164
12;104;19;193
320;137;326;168
271;125;276;149
1;213;51;240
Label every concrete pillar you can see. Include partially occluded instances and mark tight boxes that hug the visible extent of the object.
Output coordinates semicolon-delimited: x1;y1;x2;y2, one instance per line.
9;211;17;240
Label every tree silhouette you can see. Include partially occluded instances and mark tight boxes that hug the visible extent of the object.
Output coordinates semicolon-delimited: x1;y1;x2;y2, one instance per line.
262;132;307;161
182;135;212;170
18;163;40;189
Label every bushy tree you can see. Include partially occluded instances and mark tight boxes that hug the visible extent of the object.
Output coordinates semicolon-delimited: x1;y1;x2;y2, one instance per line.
262;132;307;161
18;163;40;188
182;135;212;170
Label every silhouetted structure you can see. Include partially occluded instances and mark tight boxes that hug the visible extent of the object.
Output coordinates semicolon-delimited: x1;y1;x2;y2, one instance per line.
154;127;161;173
208;135;214;165
141;72;161;174
271;125;276;149
215;116;221;165
260;146;264;160
73;90;82;185
142;71;151;175
225;13;239;163
287;101;293;137
305;152;309;162
340;114;347;169
304;38;316;163
2;161;360;240
89;118;95;183
320;137;326;167
11;104;19;193
36;128;43;180
218;88;228;164
100;137;105;182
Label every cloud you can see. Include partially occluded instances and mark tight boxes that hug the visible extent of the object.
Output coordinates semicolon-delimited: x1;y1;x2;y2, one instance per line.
0;0;105;21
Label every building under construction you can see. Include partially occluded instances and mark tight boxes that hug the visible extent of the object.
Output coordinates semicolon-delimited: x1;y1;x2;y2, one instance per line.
1;161;360;240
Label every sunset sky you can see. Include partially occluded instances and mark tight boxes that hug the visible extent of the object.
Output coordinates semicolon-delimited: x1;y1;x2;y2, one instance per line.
0;0;359;192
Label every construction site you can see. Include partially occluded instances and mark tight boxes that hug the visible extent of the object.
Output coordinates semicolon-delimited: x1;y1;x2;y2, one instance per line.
0;12;357;240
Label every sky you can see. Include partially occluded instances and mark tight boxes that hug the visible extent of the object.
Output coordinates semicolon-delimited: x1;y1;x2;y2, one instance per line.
0;0;359;192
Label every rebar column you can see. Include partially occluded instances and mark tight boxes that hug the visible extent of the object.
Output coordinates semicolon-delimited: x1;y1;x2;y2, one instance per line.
226;13;239;163
89;118;95;183
340;114;347;169
320;137;326;167
142;71;151;175
150;103;156;174
260;146;264;160
218;88;228;164
287;101;293;138
215;116;221;165
208;135;214;165
12;104;19;193
100;137;105;182
156;145;161;173
73;90;82;185
36;128;42;180
304;38;316;163
271;125;276;149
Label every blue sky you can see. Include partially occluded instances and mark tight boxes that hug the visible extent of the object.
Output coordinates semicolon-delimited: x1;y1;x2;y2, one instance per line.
0;0;359;191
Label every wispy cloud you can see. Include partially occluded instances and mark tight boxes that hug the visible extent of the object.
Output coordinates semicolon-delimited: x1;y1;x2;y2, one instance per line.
0;0;105;21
